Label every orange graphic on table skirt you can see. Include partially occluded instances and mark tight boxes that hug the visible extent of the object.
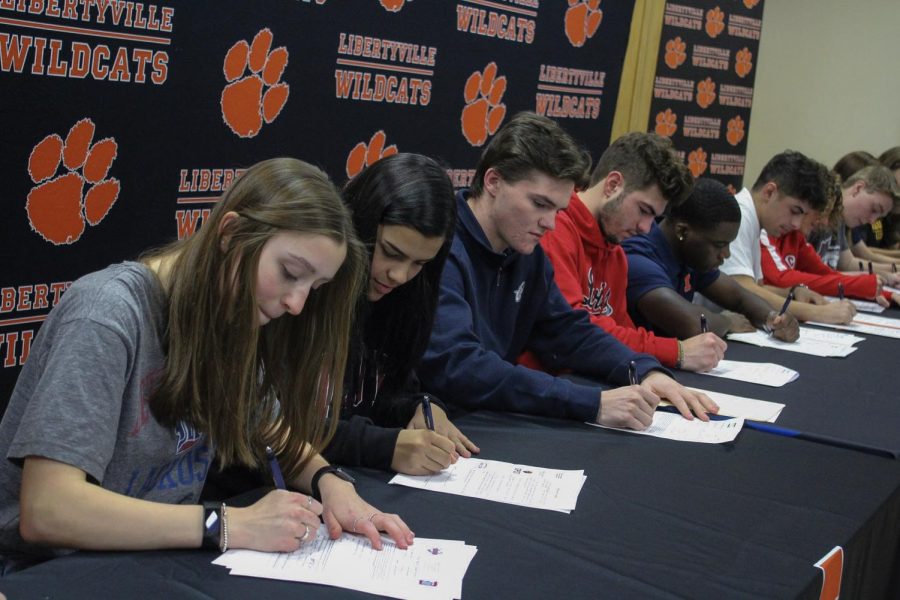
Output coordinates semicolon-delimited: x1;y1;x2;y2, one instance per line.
380;0;407;11
221;29;290;138
346;130;398;179
26;118;120;245
705;6;725;38
735;47;753;78
688;147;708;178
655;109;677;137
564;0;603;48
743;0;760;9
726;115;745;146
696;77;716;109
664;37;687;69
461;62;507;147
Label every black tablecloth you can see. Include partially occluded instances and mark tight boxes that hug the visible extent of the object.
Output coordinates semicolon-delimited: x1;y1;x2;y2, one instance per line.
3;315;900;599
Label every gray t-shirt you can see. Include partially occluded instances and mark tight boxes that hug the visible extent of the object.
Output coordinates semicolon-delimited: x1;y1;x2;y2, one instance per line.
807;223;848;270
0;262;211;562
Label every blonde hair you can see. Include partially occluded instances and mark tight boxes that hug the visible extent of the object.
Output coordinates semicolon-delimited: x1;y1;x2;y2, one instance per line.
144;158;366;480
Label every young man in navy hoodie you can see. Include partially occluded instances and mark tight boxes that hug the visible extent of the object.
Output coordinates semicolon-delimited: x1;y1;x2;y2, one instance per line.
418;112;716;430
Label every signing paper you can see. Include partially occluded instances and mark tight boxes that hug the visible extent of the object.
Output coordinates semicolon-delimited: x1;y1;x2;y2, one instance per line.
698;359;798;387
728;327;861;357
807;313;900;340
214;525;477;600
682;387;784;422
592;411;744;444
825;296;886;314
389;457;585;513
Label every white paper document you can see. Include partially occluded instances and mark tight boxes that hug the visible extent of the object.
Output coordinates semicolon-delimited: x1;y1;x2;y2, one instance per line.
697;359;798;387
807;313;900;340
682;387;784;422
727;327;861;357
389;457;586;514
592;411;744;444
214;525;477;600
825;296;886;313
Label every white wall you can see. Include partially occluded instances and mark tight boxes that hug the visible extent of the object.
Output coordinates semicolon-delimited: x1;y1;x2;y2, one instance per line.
744;0;900;184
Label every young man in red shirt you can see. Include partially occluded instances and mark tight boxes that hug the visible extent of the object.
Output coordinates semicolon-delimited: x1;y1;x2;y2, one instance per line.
522;133;726;373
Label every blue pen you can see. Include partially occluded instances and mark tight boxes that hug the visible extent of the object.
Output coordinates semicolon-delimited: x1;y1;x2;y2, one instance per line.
700;313;708;333
837;282;844;300
778;291;793;317
628;360;638;386
421;394;435;431
266;446;286;490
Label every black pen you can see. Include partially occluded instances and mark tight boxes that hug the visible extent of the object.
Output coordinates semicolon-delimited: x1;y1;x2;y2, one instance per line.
266;446;286;490
837;282;844;300
778;292;794;316
421;394;435;431
628;360;638;386
868;261;874;275
700;313;708;333
893;263;897;274
859;260;864;272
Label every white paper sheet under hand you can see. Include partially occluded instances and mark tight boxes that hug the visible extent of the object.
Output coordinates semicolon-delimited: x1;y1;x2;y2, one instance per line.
214;525;477;600
389;457;586;513
825;296;886;313
682;387;784;422
807;313;900;340
727;327;860;357
697;359;798;387
591;412;744;444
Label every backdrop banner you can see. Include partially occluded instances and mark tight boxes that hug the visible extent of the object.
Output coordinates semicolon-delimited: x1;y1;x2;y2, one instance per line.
647;0;764;193
0;0;634;415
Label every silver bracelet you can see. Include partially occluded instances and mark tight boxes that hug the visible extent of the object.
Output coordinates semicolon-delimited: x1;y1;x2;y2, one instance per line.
219;503;229;553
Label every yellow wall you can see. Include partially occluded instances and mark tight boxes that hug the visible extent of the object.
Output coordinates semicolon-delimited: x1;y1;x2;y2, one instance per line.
744;0;900;183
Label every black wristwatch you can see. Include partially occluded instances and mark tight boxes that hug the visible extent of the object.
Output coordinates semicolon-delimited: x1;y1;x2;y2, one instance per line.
310;465;355;501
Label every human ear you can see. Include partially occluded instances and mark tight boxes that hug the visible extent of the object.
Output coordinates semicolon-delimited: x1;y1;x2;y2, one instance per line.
483;168;502;196
217;211;240;251
675;222;689;242
603;171;624;199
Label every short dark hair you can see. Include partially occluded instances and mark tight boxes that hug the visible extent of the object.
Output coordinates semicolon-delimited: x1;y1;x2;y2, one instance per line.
471;112;590;196
878;146;900;172
591;132;693;206
751;150;831;212
832;151;877;183
668;178;740;229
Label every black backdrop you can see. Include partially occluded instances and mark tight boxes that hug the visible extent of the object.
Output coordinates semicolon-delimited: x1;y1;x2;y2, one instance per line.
0;0;636;415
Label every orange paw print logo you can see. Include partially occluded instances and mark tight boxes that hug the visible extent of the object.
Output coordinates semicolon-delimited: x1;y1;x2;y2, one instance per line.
696;77;716;109
735;47;753;78
654;109;678;137
664;37;687;69
705;7;725;39
461;62;507;147
726;115;745;146
688;148;708;178
221;29;290;139
564;0;603;48
743;0;759;8
379;0;407;11
346;130;398;178
26;118;120;245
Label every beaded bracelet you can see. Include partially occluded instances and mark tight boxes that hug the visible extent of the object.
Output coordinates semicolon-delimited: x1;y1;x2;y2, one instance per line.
219;503;229;553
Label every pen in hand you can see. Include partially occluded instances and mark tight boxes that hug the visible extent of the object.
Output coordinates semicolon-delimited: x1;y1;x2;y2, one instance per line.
421;394;435;431
628;360;638;386
266;445;286;490
700;313;708;334
837;282;844;300
868;261;874;275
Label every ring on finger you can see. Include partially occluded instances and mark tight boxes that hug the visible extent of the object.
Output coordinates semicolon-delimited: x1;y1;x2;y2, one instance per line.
298;522;311;543
367;512;378;523
352;516;363;534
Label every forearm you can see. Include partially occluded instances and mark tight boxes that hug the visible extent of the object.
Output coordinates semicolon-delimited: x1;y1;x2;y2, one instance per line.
21;457;203;551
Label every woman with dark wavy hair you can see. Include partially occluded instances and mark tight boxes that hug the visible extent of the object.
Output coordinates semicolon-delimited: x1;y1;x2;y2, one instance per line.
0;158;412;575
327;152;480;475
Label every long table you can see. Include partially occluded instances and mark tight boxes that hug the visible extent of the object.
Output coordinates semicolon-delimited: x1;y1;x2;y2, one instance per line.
3;317;900;599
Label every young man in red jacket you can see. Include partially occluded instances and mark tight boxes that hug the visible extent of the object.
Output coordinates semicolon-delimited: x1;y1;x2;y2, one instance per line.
761;171;900;306
521;132;726;373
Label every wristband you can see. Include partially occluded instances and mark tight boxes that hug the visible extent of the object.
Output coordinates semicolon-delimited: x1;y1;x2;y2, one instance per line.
310;466;355;502
201;501;223;551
